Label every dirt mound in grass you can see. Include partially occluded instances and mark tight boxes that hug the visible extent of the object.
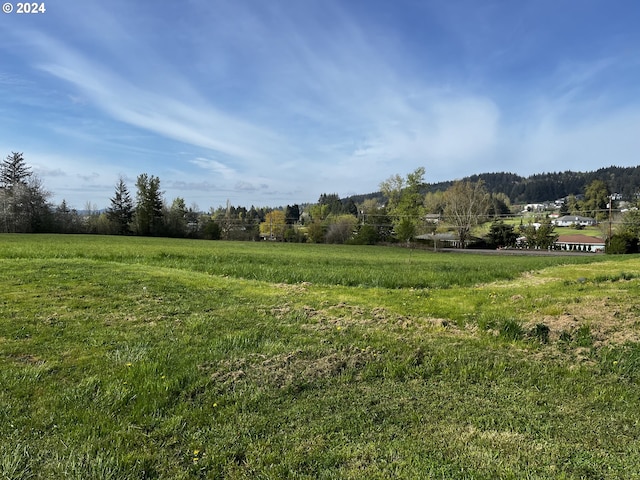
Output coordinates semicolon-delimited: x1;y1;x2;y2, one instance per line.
257;347;379;388
205;346;381;390
525;297;640;347
269;302;458;336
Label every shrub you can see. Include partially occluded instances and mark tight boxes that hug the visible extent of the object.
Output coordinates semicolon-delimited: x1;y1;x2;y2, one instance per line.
606;233;639;254
349;224;378;245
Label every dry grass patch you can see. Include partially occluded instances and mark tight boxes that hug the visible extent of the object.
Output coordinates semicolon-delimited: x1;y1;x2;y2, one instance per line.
204;346;381;390
274;282;313;293
294;303;462;338
525;296;640;346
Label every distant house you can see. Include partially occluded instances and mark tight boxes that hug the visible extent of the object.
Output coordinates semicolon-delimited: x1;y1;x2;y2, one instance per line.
522;203;546;213
555;234;605;252
553;215;597;227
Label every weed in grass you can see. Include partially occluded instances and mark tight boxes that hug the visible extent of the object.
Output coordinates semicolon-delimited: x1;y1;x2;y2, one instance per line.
574;324;594;348
499;319;524;341
530;323;550;344
559;330;573;343
476;313;497;331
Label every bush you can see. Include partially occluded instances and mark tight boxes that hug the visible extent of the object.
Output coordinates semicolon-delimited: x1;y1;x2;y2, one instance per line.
284;227;306;243
202;220;221;240
349;224;378;245
606;234;639;254
306;221;325;243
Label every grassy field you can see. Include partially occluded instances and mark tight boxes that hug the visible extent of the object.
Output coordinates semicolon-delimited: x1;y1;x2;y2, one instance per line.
474;219;606;239
2;235;640;479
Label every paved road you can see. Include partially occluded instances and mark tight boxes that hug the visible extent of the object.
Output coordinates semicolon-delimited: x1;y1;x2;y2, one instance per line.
436;248;600;256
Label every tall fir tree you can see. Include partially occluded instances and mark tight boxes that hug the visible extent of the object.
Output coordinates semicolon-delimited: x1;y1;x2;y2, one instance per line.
0;152;50;233
134;174;164;236
1;152;32;188
107;177;134;234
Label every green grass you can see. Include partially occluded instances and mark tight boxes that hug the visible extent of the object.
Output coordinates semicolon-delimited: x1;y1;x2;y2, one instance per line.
1;234;640;478
0;234;608;288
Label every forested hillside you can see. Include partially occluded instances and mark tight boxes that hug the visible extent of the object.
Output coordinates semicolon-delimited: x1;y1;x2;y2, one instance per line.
465;166;640;202
347;166;640;205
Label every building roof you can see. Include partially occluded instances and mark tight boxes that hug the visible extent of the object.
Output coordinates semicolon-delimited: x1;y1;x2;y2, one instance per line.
415;233;458;241
556;234;605;245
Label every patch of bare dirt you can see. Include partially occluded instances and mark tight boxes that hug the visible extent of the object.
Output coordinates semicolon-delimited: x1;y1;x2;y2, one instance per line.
525;296;640;347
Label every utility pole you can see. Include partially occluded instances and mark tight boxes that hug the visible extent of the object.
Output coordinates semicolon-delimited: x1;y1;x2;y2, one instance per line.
608;195;613;250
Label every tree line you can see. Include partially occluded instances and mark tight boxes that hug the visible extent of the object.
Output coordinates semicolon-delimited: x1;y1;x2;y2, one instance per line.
2;151;640;251
0;152;271;239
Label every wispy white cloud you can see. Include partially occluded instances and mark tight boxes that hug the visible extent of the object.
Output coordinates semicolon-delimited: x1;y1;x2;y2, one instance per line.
189;158;236;179
33;52;283;165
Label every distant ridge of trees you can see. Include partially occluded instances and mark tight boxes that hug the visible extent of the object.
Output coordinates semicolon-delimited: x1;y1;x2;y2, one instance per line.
345;165;640;205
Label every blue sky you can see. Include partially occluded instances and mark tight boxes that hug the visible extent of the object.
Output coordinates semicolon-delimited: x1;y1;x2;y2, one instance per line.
1;0;639;210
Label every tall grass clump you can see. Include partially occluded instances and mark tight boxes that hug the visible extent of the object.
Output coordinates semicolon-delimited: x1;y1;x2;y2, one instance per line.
498;318;524;341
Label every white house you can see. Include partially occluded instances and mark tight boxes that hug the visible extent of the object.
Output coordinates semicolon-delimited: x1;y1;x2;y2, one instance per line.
553;215;597;227
522;203;546;213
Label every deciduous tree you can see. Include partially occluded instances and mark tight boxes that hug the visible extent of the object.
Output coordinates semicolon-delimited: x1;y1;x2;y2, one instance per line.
619;209;640;238
259;210;286;240
442;180;490;248
355;198;388;243
325;214;357;244
380;167;426;243
583;180;610;220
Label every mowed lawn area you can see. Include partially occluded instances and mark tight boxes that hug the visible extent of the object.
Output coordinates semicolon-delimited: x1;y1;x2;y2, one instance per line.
2;234;640;479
